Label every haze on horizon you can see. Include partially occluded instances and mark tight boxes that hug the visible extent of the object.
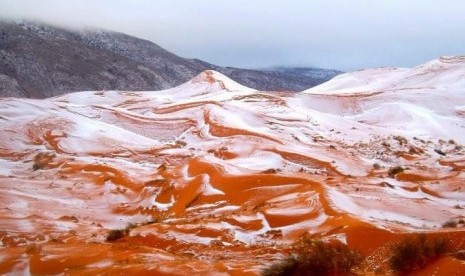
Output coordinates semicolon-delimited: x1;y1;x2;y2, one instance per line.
1;0;464;71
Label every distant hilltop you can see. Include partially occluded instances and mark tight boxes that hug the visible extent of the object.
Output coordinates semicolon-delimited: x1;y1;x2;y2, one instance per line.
0;21;341;98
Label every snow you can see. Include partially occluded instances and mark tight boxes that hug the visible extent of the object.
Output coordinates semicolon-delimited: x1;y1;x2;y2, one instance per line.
225;151;284;171
231;213;271;244
201;174;225;196
189;70;256;93
0;159;15;176
152;199;174;211
352;103;452;135
265;205;313;216
303;67;409;95
304;56;465;95
209;205;241;214
297;56;465;145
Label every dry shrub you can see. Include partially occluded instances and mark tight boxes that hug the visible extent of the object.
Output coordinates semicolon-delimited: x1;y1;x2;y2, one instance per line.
393;135;408;145
434;149;446;156
106;228;130;242
262;238;362;276
388;166;404;178
408;146;423;155
32;152;56;170
389;234;449;273
442;220;457;228
262;256;297;276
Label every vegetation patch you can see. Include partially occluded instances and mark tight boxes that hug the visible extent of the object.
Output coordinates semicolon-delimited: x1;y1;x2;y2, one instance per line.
32;152;56;171
32;163;42;171
262;168;281;174
262;256;297;276
442;220;457;228
393;135;408;145
388;166;404;178
105;218;160;242
408;146;423;155
389;234;449;273
106;228;129;242
261;238;362;276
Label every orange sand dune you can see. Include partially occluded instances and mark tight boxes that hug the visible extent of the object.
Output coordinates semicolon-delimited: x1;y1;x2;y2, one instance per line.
1;69;465;275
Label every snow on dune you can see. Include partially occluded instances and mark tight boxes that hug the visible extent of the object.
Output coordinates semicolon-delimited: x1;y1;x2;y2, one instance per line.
302;67;409;95
351;102;460;137
162;70;256;101
189;70;256;93
397;56;465;89
303;56;465;95
1;63;465;274
299;56;465;143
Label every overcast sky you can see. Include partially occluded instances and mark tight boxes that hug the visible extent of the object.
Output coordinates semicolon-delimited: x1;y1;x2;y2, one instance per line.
1;0;464;71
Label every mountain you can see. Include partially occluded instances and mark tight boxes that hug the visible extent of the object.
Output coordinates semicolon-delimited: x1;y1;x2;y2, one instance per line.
1;57;464;274
269;66;342;82
0;21;341;98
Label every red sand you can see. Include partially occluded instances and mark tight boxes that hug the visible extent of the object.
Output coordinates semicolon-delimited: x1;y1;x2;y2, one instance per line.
1;71;464;275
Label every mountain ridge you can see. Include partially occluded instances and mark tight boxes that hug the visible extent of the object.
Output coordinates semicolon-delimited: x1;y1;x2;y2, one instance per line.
0;21;341;98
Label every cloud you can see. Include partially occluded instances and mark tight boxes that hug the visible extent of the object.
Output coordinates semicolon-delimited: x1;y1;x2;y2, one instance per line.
1;0;464;70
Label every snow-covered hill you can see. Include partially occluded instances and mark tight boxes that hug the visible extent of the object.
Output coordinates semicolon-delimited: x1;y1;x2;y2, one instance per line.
300;56;465;143
304;56;465;94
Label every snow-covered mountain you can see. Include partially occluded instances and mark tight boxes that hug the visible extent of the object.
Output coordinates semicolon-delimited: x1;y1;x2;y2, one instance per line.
0;21;341;98
267;66;342;83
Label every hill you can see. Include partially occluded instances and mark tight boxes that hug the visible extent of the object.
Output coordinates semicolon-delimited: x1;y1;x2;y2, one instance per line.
0;21;341;98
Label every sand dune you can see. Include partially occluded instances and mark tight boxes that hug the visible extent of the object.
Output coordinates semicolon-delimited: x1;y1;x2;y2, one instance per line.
1;59;465;274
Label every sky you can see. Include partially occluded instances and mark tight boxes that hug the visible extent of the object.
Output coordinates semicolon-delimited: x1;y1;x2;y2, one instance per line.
0;0;464;71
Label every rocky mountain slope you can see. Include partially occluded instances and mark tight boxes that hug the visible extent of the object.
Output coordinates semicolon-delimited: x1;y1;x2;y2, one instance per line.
0;21;341;98
0;57;464;274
